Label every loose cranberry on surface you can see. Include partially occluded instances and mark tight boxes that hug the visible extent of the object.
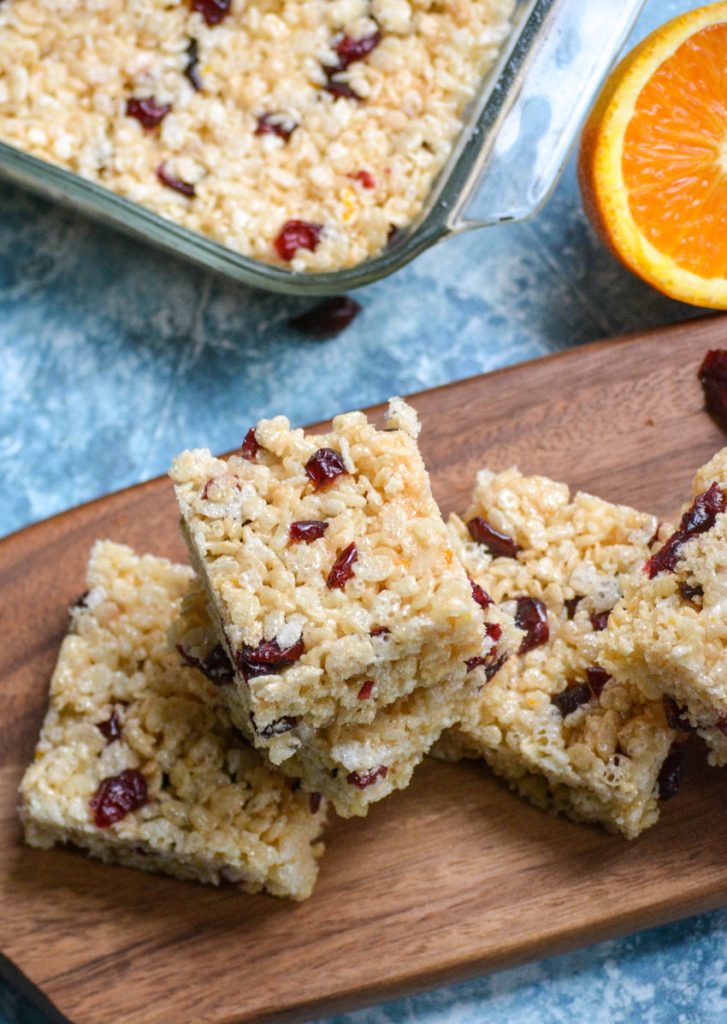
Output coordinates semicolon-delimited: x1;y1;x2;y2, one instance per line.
645;482;726;578
324;80;361;101
290;520;329;543
658;744;684;801
357;680;374;700
305;447;347;489
586;667;611;698
327;542;358;589
192;0;231;25
255;112;297;141
309;792;322;813
90;769;148;828
515;597;549;654
126;98;171;129
236;637;304;681
250;714;298;738
97;710;122;744
469;577;492;610
467;517;522;558
157;162;196;198
241;427;260;461
663;696;693;732
485;621;502;642
289;296;361;339
330;30;382;72
699;350;727;426
552;682;591;718
350;170;375;189
347;765;388;789
274;220;323;261
177;643;234;686
184;38;203;91
590;610;611;632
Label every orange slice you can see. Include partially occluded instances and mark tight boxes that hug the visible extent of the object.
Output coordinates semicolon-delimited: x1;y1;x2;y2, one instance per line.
578;2;727;308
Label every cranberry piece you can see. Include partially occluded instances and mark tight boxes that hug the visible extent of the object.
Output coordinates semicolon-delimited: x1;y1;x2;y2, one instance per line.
586;667;611;698
290;520;329;543
467;517;521;558
192;0;231;25
324;79;361;100
552;682;591;718
350;170;375;189
646;482;726;578
327;542;358;589
658;744;683;801
663;696;693;732
241;427;260;461
255;112;298;141
485;653;508;681
126;97;171;129
699;350;727;426
357;680;374;700
515;597;549;654
184;38;203;91
157;162;196;197
305;447;347;489
590;609;611;632
469;576;492;610
347;765;388;788
274;220;323;261
680;581;704;602
289;296;361;339
97;710;122;744
90;769;148;828
330;30;381;72
177;643;234;686
309;792;322;814
565;596;581;619
370;625;390;636
485;621;502;642
466;655;486;673
250;713;298;738
236;637;304;680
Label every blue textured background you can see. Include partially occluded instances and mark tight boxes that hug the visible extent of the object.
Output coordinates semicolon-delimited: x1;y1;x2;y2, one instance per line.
0;1;721;1021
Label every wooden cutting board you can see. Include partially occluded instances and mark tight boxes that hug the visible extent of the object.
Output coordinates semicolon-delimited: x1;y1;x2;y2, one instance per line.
3;314;727;1024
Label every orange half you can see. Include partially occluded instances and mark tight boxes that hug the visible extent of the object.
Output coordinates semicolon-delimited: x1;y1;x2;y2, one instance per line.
579;2;727;308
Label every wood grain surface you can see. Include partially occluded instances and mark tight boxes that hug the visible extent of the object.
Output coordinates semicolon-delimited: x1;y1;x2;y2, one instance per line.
3;314;727;1024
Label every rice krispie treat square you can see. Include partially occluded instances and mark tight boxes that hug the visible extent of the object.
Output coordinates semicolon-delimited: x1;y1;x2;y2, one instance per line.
601;448;727;766
434;469;679;839
170;398;484;765
20;542;327;901
171;575;507;816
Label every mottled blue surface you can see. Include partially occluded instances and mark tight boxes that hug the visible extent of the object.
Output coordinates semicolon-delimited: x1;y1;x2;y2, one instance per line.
0;1;720;1021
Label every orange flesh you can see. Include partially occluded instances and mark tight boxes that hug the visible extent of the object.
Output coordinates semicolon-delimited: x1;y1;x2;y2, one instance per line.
623;22;727;279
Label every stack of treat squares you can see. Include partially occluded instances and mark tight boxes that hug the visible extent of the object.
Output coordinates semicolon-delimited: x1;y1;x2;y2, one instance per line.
20;397;727;899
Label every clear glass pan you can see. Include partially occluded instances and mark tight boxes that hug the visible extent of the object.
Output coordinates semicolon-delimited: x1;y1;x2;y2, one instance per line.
0;0;645;295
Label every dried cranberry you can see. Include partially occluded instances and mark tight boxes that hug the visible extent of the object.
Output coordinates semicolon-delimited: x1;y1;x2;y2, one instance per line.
177;643;234;686
485;653;508;681
236;637;304;680
586;667;611;698
645;482;726;578
515;597;549;654
192;0;231;25
97;710;122;744
350;170;375;189
347;765;388;789
329;30;381;72
157;162;196;197
357;680;374;700
289;296;361;339
255;112;298;141
274;220;323;261
305;447;347;489
564;596;581;619
184;38;203;91
250;714;298;738
552;682;591;718
290;520;329;543
658;744;683;801
590;610;611;632
467;517;521;558
90;769;148;828
469;577;492;610
466;655;486;673
663;696;693;732
327;542;358;589
699;350;727;426
485;621;502;642
680;581;704;602
370;625;390;637
241;427;260;461
324;79;361;100
309;792;322;814
126;97;171;129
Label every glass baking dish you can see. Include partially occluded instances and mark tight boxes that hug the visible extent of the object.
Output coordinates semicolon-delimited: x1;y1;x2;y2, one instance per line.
0;0;645;296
